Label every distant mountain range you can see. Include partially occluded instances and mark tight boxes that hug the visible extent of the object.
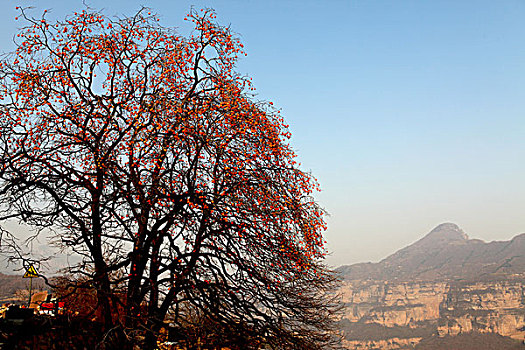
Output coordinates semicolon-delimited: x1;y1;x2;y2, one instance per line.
0;273;49;304
337;223;525;281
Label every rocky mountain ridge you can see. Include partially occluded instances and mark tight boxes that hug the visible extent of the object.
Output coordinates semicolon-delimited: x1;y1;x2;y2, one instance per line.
337;223;525;349
337;223;525;281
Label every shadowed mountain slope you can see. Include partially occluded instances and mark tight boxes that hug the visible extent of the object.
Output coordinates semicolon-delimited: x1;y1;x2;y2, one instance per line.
337;223;525;281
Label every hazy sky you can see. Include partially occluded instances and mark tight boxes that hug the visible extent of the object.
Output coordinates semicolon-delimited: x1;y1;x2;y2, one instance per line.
1;0;524;268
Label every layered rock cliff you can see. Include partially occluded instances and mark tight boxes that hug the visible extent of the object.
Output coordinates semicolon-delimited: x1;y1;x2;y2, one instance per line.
337;224;525;349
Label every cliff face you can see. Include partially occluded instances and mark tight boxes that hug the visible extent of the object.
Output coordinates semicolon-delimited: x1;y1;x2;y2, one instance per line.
438;280;525;339
340;279;525;349
337;224;525;349
341;281;446;325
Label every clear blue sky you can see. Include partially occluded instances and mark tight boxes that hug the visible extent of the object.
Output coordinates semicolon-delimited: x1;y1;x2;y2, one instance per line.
2;0;524;267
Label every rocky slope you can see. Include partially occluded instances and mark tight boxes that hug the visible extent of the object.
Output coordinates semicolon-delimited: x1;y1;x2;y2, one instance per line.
337;223;525;349
338;223;525;281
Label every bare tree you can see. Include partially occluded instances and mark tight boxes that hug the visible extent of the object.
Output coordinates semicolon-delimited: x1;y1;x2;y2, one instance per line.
0;7;340;349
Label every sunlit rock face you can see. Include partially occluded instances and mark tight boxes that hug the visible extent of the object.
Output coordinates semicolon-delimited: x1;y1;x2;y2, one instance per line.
339;279;525;348
337;224;525;349
438;281;525;340
340;281;447;326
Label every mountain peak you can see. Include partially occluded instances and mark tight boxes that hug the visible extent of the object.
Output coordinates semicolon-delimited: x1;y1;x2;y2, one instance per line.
419;223;468;244
337;224;525;281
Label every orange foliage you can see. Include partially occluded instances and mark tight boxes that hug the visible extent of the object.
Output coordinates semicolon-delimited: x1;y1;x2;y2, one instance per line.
0;7;337;349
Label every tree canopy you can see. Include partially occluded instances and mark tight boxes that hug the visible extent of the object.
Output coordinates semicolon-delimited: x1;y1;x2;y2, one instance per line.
0;7;339;349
